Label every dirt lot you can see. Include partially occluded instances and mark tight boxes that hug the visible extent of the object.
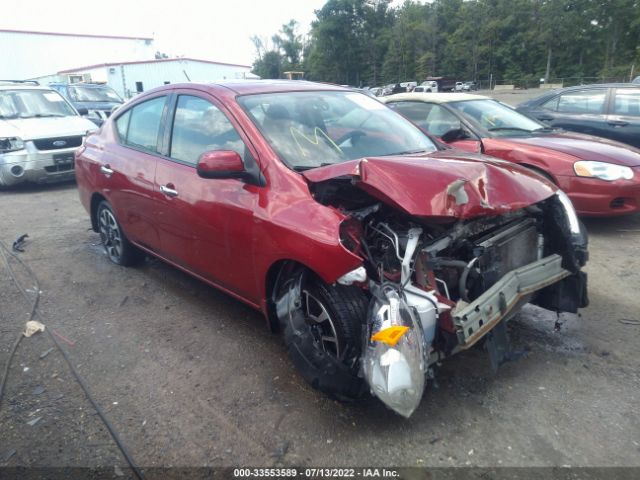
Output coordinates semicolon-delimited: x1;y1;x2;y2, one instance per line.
1;180;639;475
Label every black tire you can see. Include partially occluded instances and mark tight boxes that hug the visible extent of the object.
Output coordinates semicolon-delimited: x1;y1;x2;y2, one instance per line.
283;276;369;400
96;201;144;266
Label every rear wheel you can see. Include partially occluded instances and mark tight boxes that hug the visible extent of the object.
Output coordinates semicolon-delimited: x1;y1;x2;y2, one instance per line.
97;201;143;266
282;276;369;400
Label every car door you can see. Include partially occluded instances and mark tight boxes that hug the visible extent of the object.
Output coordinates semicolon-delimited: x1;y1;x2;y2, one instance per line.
606;87;640;148
153;90;261;302
533;87;611;138
97;95;168;250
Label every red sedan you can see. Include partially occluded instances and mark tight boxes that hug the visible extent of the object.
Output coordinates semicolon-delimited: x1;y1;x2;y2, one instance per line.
76;81;587;417
384;93;640;216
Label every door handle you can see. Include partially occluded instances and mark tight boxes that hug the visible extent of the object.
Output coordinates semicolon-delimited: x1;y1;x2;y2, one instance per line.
160;184;179;197
608;120;629;127
100;164;114;177
537;115;554;121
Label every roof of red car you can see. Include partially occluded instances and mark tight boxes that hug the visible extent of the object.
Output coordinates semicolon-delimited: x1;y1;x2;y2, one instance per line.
210;80;347;95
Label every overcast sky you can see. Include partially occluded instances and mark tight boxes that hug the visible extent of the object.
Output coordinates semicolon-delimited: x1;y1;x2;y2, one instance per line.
0;0;341;67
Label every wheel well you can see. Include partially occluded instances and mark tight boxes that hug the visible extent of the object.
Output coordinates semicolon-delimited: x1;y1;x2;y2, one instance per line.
265;260;312;333
521;163;557;185
90;193;107;232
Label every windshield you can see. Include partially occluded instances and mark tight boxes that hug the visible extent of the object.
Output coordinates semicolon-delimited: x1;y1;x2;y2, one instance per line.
238;91;437;170
449;99;545;135
0;89;77;119
69;85;123;103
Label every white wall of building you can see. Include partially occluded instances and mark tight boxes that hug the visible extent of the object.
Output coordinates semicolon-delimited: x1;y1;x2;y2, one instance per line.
54;59;253;99
0;30;154;79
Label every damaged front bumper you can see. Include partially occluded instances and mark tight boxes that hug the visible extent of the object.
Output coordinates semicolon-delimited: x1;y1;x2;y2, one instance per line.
452;254;570;349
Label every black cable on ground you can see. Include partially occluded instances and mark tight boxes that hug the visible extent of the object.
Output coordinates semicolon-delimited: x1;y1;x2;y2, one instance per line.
0;239;144;480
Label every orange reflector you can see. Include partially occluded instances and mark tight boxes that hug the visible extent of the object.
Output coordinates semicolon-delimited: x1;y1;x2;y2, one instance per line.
574;164;593;177
371;325;410;346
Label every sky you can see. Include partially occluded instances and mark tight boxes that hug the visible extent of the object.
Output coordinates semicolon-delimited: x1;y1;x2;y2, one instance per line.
0;0;332;67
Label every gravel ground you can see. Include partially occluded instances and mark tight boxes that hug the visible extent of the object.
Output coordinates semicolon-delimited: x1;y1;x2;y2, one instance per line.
0;178;639;475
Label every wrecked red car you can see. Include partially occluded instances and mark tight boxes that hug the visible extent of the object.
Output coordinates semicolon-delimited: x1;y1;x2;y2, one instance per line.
75;81;588;417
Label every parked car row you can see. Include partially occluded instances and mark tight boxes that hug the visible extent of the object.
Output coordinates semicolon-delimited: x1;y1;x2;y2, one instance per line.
365;79;476;97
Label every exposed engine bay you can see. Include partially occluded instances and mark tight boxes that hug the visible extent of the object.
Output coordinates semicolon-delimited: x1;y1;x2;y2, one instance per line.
318;180;589;417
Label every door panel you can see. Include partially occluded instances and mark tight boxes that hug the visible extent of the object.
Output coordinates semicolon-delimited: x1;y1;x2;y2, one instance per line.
154;93;260;301
539;88;612;139
606;88;640;148
98;96;167;249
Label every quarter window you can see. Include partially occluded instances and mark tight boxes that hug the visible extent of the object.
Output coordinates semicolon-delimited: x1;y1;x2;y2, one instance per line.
121;96;166;152
169;95;244;166
613;89;640;117
551;90;607;114
114;110;131;141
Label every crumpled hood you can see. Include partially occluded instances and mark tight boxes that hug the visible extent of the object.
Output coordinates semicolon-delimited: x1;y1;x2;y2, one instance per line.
503;132;640;167
0;116;98;140
303;151;557;219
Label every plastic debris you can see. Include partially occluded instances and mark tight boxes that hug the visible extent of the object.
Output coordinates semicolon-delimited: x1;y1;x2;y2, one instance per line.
39;348;54;359
27;417;42;426
114;465;125;477
23;321;45;338
12;234;29;252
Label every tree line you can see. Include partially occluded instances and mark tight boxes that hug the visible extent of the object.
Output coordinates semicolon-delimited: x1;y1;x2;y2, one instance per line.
251;0;640;88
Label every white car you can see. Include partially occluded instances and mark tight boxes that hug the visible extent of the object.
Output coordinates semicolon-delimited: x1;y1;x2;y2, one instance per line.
416;81;438;93
0;81;97;187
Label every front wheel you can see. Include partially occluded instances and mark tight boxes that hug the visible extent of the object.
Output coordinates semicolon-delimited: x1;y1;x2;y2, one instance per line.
282;276;369;400
97;201;144;266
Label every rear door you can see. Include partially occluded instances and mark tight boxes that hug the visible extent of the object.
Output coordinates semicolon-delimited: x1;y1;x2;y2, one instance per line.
534;87;612;138
97;94;168;250
153;89;262;301
606;87;640;148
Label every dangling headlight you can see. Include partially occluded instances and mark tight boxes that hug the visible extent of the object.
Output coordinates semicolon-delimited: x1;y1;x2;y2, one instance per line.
362;288;425;418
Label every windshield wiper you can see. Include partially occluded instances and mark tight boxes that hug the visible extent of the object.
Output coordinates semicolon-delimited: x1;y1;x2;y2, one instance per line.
293;162;338;172
488;127;533;132
382;148;431;156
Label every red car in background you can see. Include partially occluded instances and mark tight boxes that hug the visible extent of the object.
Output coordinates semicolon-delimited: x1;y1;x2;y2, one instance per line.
75;81;588;417
384;93;640;216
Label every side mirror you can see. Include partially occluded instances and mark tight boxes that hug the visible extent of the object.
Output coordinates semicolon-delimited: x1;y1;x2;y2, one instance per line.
441;128;468;143
196;150;245;179
77;107;89;116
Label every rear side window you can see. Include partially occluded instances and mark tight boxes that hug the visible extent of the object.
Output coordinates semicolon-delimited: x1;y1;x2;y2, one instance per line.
613;89;640;117
169;95;244;165
550;90;606;114
117;96;166;152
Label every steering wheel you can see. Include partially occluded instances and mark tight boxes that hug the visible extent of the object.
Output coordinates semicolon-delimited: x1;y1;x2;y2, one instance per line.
335;130;367;147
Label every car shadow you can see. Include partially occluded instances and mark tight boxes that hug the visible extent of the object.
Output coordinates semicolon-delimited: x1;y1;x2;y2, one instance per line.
581;213;640;236
0;179;77;194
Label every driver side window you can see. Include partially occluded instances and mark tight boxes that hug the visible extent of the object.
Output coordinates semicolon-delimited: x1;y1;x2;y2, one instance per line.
169;95;245;166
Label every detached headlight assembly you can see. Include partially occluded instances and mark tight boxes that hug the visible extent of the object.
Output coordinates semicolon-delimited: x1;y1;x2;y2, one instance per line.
574;161;634;181
0;137;25;153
